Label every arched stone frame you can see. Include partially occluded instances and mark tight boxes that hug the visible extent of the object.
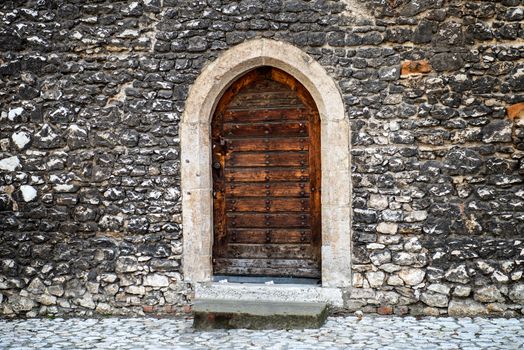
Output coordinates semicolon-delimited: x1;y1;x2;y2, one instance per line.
181;38;351;288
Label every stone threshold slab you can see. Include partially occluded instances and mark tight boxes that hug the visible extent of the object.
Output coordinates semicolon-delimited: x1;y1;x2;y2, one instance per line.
194;282;344;307
193;299;328;330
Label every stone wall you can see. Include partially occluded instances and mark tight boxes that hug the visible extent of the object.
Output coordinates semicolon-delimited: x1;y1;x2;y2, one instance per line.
0;0;522;317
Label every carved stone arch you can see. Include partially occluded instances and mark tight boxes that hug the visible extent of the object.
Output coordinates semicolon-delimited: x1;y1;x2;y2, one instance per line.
181;38;351;287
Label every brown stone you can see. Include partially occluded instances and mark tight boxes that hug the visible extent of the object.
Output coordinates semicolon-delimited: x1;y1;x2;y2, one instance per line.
377;305;393;315
143;305;155;313
183;304;192;313
507;102;524;120
163;304;176;313
401;60;432;76
394;306;409;315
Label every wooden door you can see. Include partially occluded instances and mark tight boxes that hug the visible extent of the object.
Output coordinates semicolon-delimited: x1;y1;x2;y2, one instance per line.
212;67;321;279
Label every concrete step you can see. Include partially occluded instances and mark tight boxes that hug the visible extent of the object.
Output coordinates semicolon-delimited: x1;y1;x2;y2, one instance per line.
193;299;329;330
195;282;343;307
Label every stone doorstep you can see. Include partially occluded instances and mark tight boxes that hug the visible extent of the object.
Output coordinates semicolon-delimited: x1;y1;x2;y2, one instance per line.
194;282;344;307
193;299;329;330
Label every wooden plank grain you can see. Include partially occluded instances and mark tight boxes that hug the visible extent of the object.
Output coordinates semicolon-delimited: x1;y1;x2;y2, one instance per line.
224;109;307;123
215;258;318;268
229;96;303;110
224;168;309;182
228;229;312;244
227;213;310;228
226;138;309;152
223;121;309;138
212;107;228;260
226;151;308;168
214;258;320;278
225;182;310;197
225;244;313;259
308;109;322;265
226;198;309;212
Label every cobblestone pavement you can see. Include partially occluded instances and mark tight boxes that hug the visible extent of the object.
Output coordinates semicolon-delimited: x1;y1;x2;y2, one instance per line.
1;316;523;350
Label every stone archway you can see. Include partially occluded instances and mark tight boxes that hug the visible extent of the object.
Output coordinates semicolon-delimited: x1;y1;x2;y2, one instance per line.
181;38;351;288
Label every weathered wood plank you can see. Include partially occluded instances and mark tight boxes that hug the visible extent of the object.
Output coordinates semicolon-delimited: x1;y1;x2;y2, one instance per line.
225;182;310;197
214;258;320;278
226;138;309;152
223;121;308;138
224;168;309;182
224;109;307;122
213;266;320;278
212;108;228;260
226;198;309;212
226;151;308;168
308;109;322;270
228;229;312;244
227;213;310;228
225;244;313;259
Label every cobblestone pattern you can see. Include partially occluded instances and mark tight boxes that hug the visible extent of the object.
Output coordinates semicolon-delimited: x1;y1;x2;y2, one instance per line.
0;0;523;317
1;316;524;349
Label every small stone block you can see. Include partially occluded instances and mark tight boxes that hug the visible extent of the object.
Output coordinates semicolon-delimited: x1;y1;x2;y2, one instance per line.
401;60;432;76
193;299;328;330
507;102;524;120
377;305;393;315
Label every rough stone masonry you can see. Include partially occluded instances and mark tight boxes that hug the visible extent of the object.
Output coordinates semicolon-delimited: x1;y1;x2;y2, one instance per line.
0;0;523;318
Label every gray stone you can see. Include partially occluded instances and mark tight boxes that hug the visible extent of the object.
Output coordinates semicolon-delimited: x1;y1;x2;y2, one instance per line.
370;250;392;266
387;275;404;286
26;278;45;294
482;120;513;143
75;293;96;309
453;286;471;298
187;37;208;52
444;148;482;175
404;237;422;252
366;271;386;288
354;209;378;223
95;303;112;314
474;286;504;303
376;222;398;234
398;268;425;286
427;283;451;295
420;292;449;308
430;53;464;71
0;156;21;171
368;194;388;210
115;256;140;273
104;284;119;296
378;66;400;81
404;211;428;222
380;263;402;273
508;284;524;303
492;270;510;283
126;285;146;295
448;299;488;317
36;294;57;306
10;295;36;312
143;274;169;287
445;265;470;284
393;252;416;266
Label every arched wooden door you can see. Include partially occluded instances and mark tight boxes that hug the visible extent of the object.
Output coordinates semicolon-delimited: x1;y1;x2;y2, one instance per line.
211;67;321;279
